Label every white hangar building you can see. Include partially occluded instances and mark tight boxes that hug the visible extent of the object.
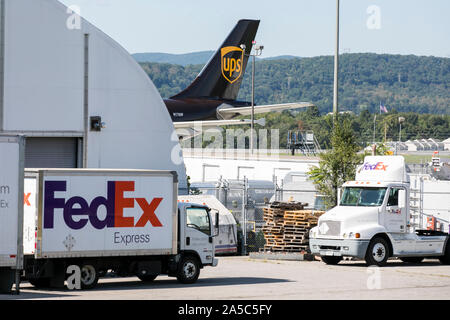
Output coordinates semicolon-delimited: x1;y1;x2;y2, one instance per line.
0;0;187;192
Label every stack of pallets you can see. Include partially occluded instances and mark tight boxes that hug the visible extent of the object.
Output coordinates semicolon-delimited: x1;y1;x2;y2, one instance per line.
262;202;325;253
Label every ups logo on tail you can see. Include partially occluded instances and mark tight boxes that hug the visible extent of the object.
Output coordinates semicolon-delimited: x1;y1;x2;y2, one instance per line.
221;46;244;84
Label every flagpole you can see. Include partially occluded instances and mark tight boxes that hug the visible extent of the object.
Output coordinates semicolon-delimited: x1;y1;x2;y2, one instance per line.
373;114;376;145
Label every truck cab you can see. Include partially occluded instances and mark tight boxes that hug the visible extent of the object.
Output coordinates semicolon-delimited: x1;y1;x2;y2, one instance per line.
178;202;219;273
309;156;450;266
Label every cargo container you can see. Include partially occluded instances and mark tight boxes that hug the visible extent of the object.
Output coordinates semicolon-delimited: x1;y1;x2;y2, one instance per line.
0;135;24;293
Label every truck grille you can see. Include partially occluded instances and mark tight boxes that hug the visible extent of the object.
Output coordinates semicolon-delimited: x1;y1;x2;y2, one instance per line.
318;220;341;236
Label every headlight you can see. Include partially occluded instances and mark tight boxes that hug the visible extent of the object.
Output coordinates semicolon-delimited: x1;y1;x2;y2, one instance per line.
346;232;361;239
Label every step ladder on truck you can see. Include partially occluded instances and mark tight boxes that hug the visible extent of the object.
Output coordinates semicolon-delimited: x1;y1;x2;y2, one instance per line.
309;156;450;266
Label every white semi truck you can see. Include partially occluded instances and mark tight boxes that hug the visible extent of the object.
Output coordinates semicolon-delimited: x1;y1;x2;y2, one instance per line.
22;169;219;289
309;156;450;266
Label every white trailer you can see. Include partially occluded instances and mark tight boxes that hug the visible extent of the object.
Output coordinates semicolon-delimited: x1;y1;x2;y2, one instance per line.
179;195;238;255
0;135;24;293
309;156;450;266
23;169;218;289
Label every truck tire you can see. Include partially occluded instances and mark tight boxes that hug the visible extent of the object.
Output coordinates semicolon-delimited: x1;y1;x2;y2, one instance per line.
80;264;99;289
400;257;424;264
137;274;158;282
321;256;342;265
177;255;200;284
439;241;450;265
365;237;390;267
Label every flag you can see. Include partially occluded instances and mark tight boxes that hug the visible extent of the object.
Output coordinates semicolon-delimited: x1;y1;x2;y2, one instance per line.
380;104;388;113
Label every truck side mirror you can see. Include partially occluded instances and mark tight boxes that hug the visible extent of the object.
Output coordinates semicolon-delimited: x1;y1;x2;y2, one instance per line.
214;211;220;237
398;189;406;208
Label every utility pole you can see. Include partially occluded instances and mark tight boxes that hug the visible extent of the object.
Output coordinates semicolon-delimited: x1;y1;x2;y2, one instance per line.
251;53;255;154
241;43;264;154
333;0;340;125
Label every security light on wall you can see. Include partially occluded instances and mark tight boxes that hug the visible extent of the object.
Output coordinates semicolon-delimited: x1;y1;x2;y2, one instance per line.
90;116;106;131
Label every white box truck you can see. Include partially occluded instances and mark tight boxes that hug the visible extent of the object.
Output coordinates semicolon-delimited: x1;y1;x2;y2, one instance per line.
0;135;25;293
23;169;219;289
309;156;450;266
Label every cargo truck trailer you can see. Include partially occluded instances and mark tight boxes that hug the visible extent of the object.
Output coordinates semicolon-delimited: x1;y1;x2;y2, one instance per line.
22;169;219;289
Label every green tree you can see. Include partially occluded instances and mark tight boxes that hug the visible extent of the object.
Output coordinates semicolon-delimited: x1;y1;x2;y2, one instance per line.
307;119;362;209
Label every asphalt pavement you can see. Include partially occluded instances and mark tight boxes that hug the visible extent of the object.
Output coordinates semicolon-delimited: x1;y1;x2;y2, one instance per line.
1;256;449;300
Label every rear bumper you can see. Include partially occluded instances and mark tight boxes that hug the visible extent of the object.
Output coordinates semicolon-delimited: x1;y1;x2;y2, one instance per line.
310;238;370;259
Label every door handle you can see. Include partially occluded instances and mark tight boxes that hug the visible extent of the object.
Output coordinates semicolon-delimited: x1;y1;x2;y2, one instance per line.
186;237;190;246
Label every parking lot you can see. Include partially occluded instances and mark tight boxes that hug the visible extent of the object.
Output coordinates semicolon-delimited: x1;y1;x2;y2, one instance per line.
1;256;450;300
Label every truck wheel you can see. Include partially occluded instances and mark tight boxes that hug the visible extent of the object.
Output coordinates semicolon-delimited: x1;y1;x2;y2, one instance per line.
400;257;424;264
365;237;390;267
177;256;200;284
80;264;99;289
137;274;158;282
439;241;450;265
321;256;342;265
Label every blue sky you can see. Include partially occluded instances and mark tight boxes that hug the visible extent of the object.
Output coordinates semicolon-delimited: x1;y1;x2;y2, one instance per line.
59;0;450;58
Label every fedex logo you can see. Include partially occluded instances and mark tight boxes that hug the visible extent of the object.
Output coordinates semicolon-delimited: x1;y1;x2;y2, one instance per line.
44;181;163;230
362;162;388;171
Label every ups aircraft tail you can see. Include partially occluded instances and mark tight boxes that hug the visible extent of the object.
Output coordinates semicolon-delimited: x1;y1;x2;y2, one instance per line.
171;19;260;101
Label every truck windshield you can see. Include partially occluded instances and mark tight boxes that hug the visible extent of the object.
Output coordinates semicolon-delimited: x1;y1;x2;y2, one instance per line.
340;187;387;207
186;207;211;236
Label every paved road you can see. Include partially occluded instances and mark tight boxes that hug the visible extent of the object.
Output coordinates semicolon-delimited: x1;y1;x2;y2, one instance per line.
1;257;450;300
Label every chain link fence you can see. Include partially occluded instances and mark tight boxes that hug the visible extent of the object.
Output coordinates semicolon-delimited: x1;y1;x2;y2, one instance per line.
190;171;450;256
190;175;321;255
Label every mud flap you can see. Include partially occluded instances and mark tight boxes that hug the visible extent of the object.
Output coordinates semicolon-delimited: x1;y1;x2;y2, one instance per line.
0;268;15;294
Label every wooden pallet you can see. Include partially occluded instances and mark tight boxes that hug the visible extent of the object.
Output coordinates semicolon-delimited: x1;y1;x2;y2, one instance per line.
269;201;309;210
262;202;325;253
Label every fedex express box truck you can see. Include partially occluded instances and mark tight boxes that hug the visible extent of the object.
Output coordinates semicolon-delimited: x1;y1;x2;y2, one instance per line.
23;169;219;289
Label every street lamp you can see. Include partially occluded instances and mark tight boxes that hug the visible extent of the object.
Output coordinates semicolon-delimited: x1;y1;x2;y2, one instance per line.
396;116;405;155
398;116;405;142
241;42;264;154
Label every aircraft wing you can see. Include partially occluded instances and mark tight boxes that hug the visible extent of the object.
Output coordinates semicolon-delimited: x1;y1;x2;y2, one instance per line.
217;102;315;118
174;118;265;129
173;118;266;141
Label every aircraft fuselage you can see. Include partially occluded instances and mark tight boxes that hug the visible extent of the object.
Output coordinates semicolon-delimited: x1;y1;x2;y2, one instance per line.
164;98;250;122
